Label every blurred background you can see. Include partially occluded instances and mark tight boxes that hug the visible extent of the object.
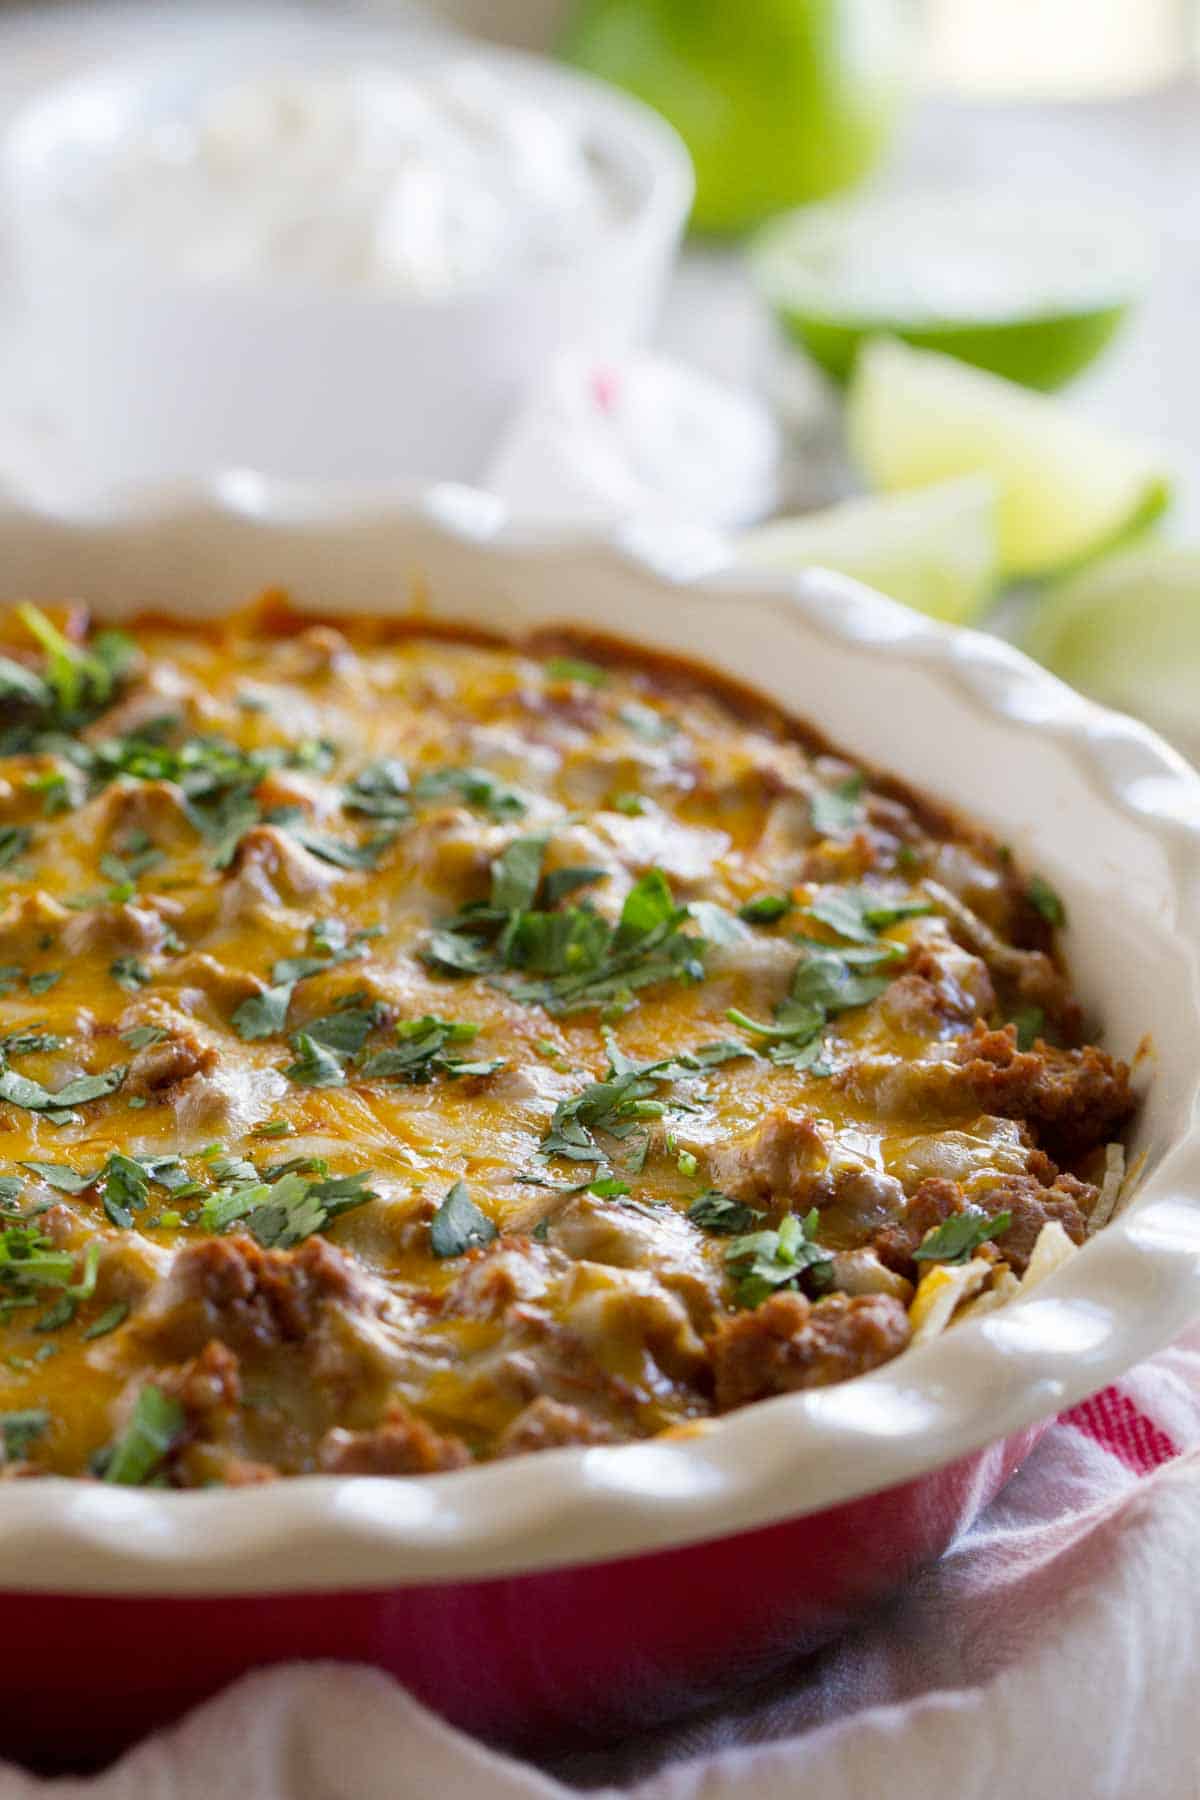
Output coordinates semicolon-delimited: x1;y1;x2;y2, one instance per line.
0;0;1196;754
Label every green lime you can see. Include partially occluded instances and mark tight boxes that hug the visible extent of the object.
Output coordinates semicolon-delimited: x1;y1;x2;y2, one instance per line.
846;338;1171;579
1023;544;1200;756
563;0;909;236
740;475;998;624
754;191;1144;390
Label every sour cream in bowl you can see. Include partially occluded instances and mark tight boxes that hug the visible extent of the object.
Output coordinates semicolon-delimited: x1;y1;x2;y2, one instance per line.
0;27;692;486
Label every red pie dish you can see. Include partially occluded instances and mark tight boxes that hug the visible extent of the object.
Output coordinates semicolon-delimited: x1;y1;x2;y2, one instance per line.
0;481;1197;1761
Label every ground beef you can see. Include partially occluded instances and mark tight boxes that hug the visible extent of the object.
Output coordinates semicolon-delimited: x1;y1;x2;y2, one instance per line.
839;1023;1132;1159
971;1172;1091;1274
317;1404;470;1475
873;1177;965;1275
873;1165;1094;1279
60;899;179;958
139;1235;383;1361
125;1033;219;1098
164;952;267;1013
953;1024;1133;1157
156;1339;242;1431
708;1291;911;1411
496;1396;620;1456
706;1109;826;1207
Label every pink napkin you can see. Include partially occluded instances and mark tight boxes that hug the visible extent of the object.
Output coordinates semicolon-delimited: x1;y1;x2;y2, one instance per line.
7;1326;1200;1800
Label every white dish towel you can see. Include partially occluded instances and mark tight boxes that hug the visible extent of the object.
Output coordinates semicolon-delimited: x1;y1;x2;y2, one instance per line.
5;1322;1200;1800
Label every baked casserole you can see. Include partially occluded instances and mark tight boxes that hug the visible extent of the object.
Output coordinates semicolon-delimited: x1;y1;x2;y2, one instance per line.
0;600;1135;1485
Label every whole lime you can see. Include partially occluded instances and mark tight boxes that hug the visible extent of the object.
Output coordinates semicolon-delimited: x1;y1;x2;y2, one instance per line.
563;0;909;235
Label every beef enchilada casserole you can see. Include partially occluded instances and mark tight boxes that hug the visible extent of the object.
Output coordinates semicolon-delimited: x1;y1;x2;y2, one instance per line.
0;599;1135;1486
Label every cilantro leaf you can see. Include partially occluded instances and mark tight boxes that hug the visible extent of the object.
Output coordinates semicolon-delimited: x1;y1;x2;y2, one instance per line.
545;656;607;686
1013;1004;1045;1052
110;955;151;992
0;826;32;871
810;774;865;837
102;1386;185;1485
1027;873;1066;928
490;835;547;913
1;1408;51;1461
725;1210;834;1307
738;893;791;925
687;1192;763;1235
359;1015;501;1085
344;758;410;820
914;1209;1012;1265
804;884;932;946
283;1033;346;1088
301;998;385;1058
618;701;675;743
286;827;395;872
83;1300;129;1340
411;766;526;819
232;982;296;1041
430;1181;497;1259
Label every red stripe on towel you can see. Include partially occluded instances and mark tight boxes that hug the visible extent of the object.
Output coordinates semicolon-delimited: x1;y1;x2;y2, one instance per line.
1061;1387;1178;1474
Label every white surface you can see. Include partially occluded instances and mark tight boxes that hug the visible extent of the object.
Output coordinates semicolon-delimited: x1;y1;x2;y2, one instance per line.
0;476;1198;1593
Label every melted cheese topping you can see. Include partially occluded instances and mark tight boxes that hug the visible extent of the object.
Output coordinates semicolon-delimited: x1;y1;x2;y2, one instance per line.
0;603;1128;1483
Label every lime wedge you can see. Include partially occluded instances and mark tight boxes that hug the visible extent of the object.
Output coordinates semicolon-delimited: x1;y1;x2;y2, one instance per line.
1024;544;1200;757
846;338;1171;579
740;475;997;624
753;191;1144;389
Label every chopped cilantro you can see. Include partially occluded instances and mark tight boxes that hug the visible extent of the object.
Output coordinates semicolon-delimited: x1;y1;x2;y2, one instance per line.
1;1408;51;1461
344;758;410;820
0;1061;125;1119
359;1015;502;1085
612;792;646;816
725;1210;834;1306
411;766;526;819
0;826;32;871
618;701;675;743
83;1300;129;1340
121;1023;169;1051
231;983;293;1043
110;955;151;992
545;656;607;686
914;1210;1012;1265
490;835;548;913
26;970;61;995
20;1162;91;1194
285;826;396;872
426;863;709;1017
1013;1005;1045;1052
283;1034;346;1088
687;1191;763;1235
541;865;607;906
1027;873;1066;928
540;1033;750;1176
738;893;791;925
810;774;865;837
101;1386;185;1486
302;998;386;1058
804;884;932;946
430;1181;497;1259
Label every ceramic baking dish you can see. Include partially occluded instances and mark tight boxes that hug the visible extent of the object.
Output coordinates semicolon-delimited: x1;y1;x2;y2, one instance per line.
2;476;1200;1761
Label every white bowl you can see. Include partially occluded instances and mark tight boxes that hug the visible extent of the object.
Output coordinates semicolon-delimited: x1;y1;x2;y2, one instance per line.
0;24;692;488
0;474;1199;1594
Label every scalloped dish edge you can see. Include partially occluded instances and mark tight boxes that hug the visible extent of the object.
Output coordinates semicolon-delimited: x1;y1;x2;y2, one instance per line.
0;475;1198;1595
